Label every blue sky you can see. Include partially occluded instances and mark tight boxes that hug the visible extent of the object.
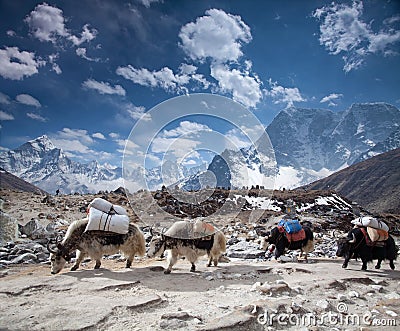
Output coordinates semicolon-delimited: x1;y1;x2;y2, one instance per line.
0;0;399;168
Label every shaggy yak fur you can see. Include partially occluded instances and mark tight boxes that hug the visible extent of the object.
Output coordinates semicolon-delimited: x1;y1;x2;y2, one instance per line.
147;230;226;274
48;218;146;274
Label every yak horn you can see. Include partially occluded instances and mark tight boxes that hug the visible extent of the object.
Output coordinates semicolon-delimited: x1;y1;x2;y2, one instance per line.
348;233;356;244
47;239;57;254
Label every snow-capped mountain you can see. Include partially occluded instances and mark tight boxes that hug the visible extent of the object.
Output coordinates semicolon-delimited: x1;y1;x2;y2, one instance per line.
0;135;123;194
1;102;399;193
183;102;400;190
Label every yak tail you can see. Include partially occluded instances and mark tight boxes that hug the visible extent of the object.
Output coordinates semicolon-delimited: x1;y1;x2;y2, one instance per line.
303;239;314;253
217;231;227;253
137;231;146;257
387;235;398;261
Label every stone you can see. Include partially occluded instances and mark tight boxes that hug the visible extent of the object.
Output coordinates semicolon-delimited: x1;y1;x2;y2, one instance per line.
226;241;265;259
10;253;38;264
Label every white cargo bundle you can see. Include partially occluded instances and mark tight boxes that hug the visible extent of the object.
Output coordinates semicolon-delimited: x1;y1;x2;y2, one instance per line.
89;197;127;215
85;207;129;234
351;216;389;232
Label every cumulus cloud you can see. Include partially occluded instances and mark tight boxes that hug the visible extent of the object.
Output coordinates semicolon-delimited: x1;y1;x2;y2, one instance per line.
82;79;126;96
25;3;98;55
25;2;69;43
16;94;41;107
320;93;343;106
92;132;106;139
266;80;305;107
179;8;252;63
0;47;45;80
313;1;400;72
0;110;14;120
69;24;98;46
210;63;262;108
161;121;212;138
27;112;47;122
116;65;209;94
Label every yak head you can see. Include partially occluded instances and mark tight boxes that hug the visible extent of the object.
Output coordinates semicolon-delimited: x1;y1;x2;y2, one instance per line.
47;236;71;274
147;227;166;258
335;231;356;257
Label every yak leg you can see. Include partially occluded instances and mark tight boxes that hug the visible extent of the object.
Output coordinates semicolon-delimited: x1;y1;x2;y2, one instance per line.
361;258;368;271
164;250;178;274
342;254;350;269
207;254;212;267
375;259;382;269
126;254;135;268
390;260;395;270
94;259;101;269
190;263;196;272
71;250;85;271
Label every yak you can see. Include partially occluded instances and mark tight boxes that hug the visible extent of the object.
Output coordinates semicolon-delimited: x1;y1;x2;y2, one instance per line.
147;221;226;274
260;226;314;261
336;227;397;271
47;218;146;274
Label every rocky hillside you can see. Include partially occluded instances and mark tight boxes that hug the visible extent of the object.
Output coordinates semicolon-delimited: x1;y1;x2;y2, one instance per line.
0;168;47;194
302;148;400;214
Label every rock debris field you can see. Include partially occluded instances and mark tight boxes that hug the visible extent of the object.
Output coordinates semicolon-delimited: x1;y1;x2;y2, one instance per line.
0;189;399;330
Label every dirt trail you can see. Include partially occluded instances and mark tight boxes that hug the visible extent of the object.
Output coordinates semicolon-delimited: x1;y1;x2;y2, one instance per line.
1;257;399;331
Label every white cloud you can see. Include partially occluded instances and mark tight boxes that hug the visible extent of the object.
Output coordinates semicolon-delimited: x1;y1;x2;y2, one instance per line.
313;1;400;72
92;132;106;140
0;110;14;120
125;103;150;121
116;65;209;94
266;80;305;107
0;92;11;104
0;47;45;80
16;94;41;107
161;121;212;138
151;121;212;161
109;132;120;139
27;112;47;122
25;3;98;53
48;53;62;74
25;2;69;43
179;8;252;63
82;79;126;96
210;63;262;108
69;24;98;46
76;48;100;62
320;93;343;106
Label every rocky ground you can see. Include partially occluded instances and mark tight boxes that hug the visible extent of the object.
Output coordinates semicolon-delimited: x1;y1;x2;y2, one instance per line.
0;189;399;330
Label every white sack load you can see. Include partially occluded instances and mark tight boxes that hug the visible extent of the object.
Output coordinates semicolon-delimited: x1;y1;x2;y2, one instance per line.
164;219;217;239
367;227;389;242
89;197;127;215
351;216;389;232
85;207;129;234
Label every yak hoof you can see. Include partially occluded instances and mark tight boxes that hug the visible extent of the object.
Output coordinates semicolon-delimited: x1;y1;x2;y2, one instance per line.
341;264;347;269
361;266;367;271
390;262;395;270
375;264;381;269
164;269;171;274
71;265;78;271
